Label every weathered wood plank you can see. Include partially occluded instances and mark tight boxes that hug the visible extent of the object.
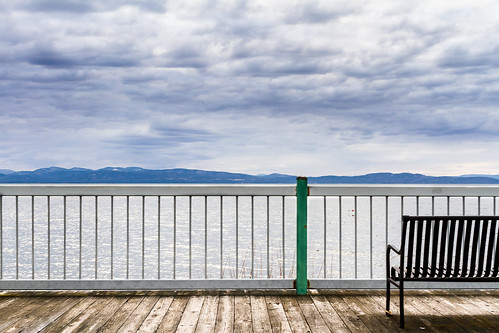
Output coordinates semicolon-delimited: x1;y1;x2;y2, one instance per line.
310;294;350;333
0;297;41;325
59;297;115;333
176;296;205;333
76;297;130;332
423;290;499;332
156;295;190;333
297;295;331;332
6;296;70;333
115;296;160;333
40;297;100;332
234;295;253;332
463;292;499;315
0;297;54;332
195;295;219;333
214;295;234;333
17;297;82;333
402;292;468;333
279;295;311;332
265;295;292;333
339;290;402;333
137;296;174;332
96;296;144;333
250;295;272;333
0;297;20;311
442;289;499;317
326;294;371;333
366;290;441;333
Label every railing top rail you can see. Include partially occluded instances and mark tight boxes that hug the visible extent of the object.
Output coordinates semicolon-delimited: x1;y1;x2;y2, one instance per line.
0;184;296;196
2;183;499;197
309;184;499;196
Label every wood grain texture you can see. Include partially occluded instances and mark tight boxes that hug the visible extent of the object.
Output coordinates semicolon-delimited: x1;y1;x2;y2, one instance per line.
0;290;497;332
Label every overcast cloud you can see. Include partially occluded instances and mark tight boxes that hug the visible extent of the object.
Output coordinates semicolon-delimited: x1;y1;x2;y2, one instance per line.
1;0;499;176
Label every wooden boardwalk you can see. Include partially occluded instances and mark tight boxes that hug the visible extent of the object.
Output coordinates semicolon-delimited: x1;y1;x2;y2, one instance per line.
0;289;497;332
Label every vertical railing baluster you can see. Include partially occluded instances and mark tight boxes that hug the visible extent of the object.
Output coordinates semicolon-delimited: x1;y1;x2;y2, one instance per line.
142;195;145;280
204;196;207;279
370;195;373;279
354;196;358;279
126;196;129;279
478;196;481;215
0;195;2;279
95;196;98;279
79;196;82;280
158;196;161;280
323;196;327;279
401;196;404;216
48;196;50;280
111;196;114;280
251;195;254;278
385;196;389;262
64;196;67;279
32;196;34;280
463;196;465;215
447;196;450;216
173;196;176;280
416;196;419;215
282;196;285;279
339;196;342;279
220;196;223;279
431;196;435;215
236;196;239;279
267;196;270;279
189;195;192;279
15;196;19;279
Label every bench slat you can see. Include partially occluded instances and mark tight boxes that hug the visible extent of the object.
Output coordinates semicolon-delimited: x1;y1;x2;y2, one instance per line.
406;219;416;278
454;220;465;278
422;218;432;277
445;219;456;277
462;219;473;277
414;221;424;278
485;220;497;277
438;218;448;278
430;219;440;277
469;219;481;277
476;219;489;277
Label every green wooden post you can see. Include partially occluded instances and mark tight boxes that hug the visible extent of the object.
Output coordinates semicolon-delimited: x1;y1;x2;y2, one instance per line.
296;176;308;294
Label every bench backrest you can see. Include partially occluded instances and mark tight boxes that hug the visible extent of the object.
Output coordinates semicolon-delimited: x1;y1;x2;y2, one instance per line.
401;216;499;279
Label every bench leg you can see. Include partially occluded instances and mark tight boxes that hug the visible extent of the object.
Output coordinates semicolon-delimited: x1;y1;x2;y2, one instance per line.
386;279;391;316
399;283;405;328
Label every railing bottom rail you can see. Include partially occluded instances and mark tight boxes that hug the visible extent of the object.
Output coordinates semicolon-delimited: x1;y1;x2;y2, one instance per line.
0;279;294;290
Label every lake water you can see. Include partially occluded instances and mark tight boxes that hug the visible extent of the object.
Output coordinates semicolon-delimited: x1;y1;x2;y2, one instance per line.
0;195;491;280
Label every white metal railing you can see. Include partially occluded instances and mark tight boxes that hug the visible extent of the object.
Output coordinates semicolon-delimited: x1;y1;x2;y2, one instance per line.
1;184;499;290
307;185;499;289
0;185;296;290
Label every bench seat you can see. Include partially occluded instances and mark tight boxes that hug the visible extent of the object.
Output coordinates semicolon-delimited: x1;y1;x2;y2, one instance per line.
390;266;498;281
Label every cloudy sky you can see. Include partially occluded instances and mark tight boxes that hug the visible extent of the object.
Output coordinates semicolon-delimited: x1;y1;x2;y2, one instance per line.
1;0;499;176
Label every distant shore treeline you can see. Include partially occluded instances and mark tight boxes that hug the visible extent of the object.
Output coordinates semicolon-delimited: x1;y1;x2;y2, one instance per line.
1;167;499;184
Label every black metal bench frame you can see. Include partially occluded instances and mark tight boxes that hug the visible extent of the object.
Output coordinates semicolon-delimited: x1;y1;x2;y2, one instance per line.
386;215;499;328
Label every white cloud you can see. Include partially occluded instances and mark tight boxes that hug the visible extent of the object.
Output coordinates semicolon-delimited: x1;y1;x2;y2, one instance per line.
1;0;499;175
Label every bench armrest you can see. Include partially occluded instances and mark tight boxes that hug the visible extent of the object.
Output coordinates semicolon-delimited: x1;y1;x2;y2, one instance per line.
386;244;402;281
387;244;401;255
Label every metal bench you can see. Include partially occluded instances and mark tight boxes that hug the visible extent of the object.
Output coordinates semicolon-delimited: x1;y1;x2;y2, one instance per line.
386;215;499;328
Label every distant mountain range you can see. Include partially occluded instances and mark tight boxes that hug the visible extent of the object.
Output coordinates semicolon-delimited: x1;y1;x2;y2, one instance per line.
1;167;499;184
